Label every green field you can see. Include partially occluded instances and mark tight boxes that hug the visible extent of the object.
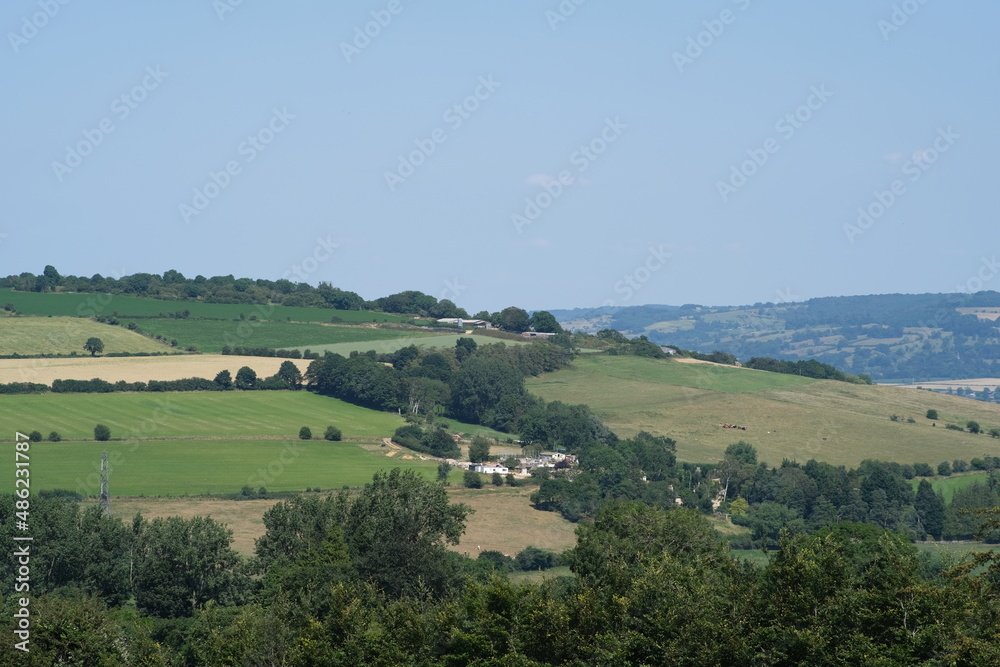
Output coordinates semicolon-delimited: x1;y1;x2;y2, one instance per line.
292;334;488;356
0;288;411;323
0;439;439;496
131;318;431;353
911;472;990;502
2;391;405;441
526;355;1000;466
0;316;174;355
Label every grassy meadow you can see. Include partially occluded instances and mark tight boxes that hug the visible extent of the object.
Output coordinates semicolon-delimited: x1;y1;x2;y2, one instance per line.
0;288;410;323
131;318;430;353
0;439;440;497
0;316;174;355
911;472;990;502
526;355;1000;466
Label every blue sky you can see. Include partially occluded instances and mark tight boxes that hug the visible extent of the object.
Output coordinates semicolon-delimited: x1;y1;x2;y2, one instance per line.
1;1;997;312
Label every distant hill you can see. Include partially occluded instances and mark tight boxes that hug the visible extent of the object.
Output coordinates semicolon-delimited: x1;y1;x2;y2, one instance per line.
549;292;1000;382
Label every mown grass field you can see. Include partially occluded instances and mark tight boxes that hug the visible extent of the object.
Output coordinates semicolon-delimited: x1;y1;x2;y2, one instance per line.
1;391;405;441
526;355;1000;466
0;354;308;385
0;439;440;497
911;472;990;502
0;316;174;355
131;318;430;353
0;288;412;323
290;334;476;356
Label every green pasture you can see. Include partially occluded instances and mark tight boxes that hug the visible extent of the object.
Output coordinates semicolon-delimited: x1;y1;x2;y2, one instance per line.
1;391;405;441
910;472;990;502
0;439;439;496
131;318;429;353
0;288;410;323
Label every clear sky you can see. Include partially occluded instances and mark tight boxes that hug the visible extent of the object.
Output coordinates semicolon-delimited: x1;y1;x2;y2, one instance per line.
2;1;997;313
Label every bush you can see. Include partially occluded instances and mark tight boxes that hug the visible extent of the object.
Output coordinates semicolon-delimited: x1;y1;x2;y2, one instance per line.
299;426;312;440
926;409;938;420
991;428;1000;439
463;470;483;489
94;424;111;442
324;425;342;441
937;461;952;476
952;459;970;473
505;473;518;487
967;421;981;434
889;414;901;422
492;472;504;486
913;463;934;477
945;423;964;431
48;432;61;442
28;430;42;442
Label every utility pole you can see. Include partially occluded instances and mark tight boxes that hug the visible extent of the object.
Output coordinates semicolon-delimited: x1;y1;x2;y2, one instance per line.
100;450;110;516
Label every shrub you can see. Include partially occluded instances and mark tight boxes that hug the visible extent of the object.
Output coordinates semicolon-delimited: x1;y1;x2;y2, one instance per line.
27;430;42;442
889;414;901;422
906;417;916;424
952;459;970;473
94;424;111;441
48;432;61;442
968;421;982;434
299;426;312;440
971;457;988;470
463;470;483;489
937;461;952;476
505;473;518;487
240;485;256;499
991;428;1000;439
324;425;342;441
913;463;934;477
492;472;504;486
945;423;964;431
926;409;938;420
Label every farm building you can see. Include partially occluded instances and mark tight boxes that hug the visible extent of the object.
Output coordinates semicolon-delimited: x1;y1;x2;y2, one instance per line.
436;318;491;328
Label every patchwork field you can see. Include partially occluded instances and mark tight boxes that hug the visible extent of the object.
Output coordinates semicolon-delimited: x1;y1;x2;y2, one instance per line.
0;288;411;323
0;439;440;497
130;319;432;353
526;355;1000;466
290;333;481;356
1;391;404;441
0;316;174;355
0;354;309;384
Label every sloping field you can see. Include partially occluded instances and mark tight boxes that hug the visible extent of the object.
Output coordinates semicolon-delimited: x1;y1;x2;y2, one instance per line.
526;355;1000;466
1;391;403;441
291;333;480;356
0;439;438;497
0;316;173;355
0;354;308;384
131;319;432;353
0;288;410;322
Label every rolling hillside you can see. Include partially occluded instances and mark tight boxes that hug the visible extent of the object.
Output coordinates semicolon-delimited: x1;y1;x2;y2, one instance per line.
526;355;1000;466
0;316;176;355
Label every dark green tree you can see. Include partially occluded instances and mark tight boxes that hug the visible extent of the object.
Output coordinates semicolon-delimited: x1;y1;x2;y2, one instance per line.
234;366;257;390
324;425;342;441
529;310;564;333
914;479;945;539
926;409;938;420
495;306;530;333
468;434;491;463
967;420;981;434
463;470;483;489
276;360;303;389
214;369;233;389
94;424;111;441
299;426;312;440
84;337;104;356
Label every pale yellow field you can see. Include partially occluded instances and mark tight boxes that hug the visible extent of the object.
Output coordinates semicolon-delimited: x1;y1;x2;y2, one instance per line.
0;316;171;355
89;486;577;558
0;354;310;384
956;307;1000;321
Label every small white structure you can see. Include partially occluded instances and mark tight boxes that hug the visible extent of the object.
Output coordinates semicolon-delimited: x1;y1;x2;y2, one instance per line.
472;463;508;475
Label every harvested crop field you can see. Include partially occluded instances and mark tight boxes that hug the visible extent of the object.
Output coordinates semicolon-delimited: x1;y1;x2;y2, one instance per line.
446;486;577;556
0;354;308;384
